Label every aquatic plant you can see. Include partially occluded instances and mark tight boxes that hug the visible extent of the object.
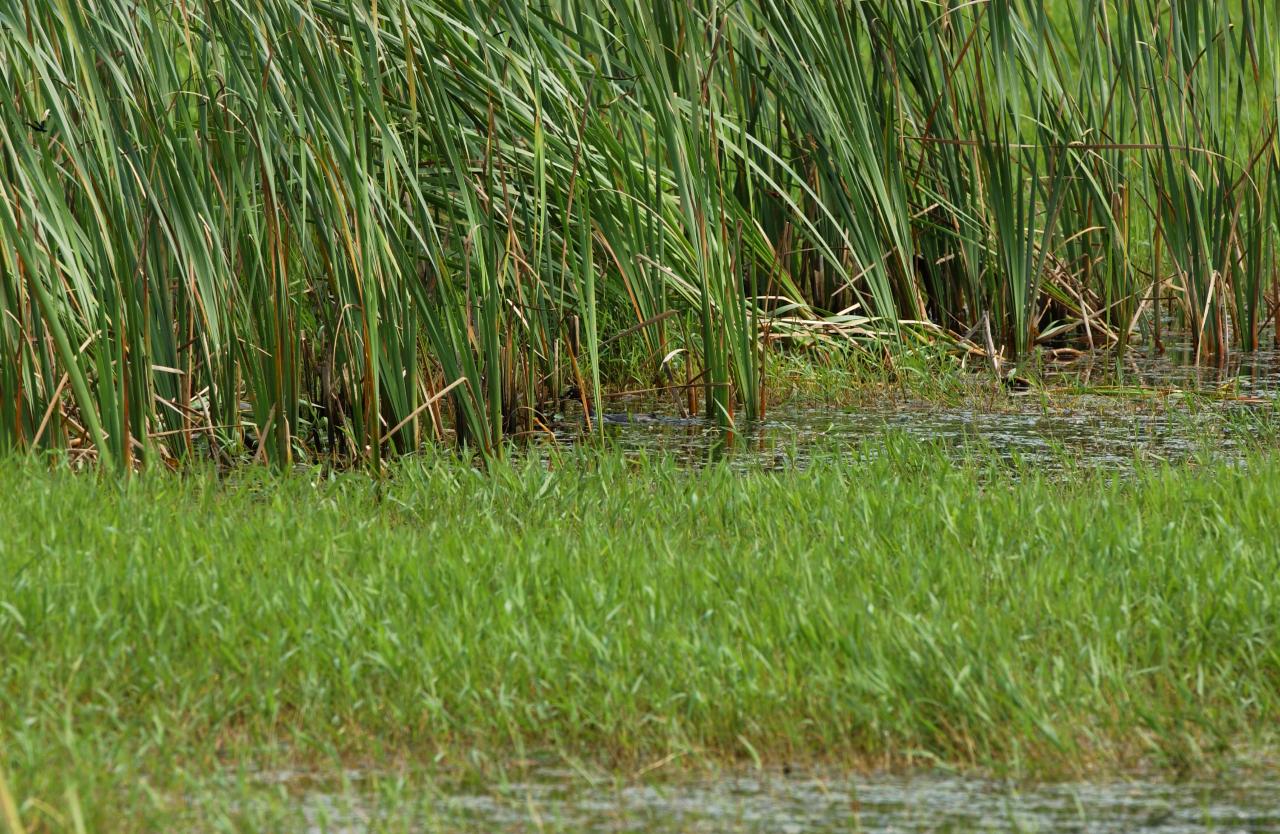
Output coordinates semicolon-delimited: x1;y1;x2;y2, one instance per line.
1;0;1275;464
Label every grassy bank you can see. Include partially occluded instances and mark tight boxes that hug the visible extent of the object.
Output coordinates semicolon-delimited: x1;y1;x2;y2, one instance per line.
2;442;1278;830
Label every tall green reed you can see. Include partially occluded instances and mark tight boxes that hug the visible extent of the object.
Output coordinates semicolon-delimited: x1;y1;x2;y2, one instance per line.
0;0;1275;465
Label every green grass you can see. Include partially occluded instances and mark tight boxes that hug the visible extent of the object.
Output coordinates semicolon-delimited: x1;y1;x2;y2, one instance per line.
2;441;1278;830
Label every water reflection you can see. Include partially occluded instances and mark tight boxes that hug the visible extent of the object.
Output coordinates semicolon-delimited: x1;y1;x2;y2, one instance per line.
552;400;1268;472
549;348;1280;471
1046;345;1280;394
287;769;1280;833
442;771;1280;833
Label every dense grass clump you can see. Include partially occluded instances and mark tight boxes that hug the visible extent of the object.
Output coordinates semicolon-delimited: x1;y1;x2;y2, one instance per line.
1;1;1277;466
1;444;1278;828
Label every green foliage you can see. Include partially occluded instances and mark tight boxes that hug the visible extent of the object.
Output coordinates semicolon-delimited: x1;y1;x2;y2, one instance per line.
1;1;1276;464
2;444;1279;827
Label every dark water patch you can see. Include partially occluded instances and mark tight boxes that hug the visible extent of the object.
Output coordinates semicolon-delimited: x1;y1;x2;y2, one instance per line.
550;399;1266;472
546;346;1280;471
277;770;1280;833
1045;346;1280;396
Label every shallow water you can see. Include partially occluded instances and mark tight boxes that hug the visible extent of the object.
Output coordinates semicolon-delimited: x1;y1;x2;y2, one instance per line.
549;347;1280;470
552;397;1270;472
286;770;1280;833
556;401;1254;471
1054;345;1280;395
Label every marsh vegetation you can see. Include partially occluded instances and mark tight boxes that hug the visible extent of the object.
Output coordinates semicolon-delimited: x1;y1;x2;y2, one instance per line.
3;2;1280;830
2;0;1277;467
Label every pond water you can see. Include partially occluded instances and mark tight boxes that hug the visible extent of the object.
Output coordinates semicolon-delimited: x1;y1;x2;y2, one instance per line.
1058;345;1280;394
286;769;1280;833
548;348;1280;470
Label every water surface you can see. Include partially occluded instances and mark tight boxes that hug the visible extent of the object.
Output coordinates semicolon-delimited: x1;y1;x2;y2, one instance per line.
549;348;1280;470
287;769;1280;833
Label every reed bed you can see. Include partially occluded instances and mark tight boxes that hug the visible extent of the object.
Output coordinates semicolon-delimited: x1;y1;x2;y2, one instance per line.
1;443;1278;829
1;0;1277;466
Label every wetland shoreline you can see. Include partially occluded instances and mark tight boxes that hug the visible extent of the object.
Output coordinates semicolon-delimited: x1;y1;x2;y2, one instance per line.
3;436;1279;829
